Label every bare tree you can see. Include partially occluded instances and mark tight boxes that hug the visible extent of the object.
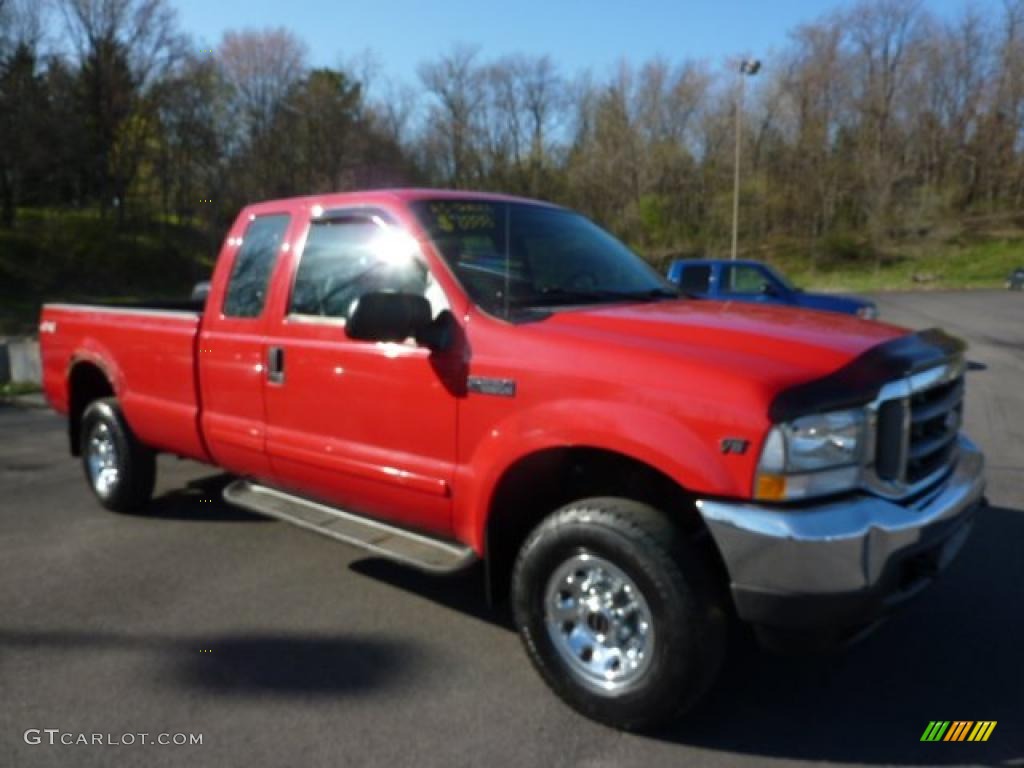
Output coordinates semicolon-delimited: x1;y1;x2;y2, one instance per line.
980;0;1024;207
155;52;226;223
518;55;563;193
59;0;185;221
477;54;563;194
418;45;486;186
844;0;926;244
1;0;48;58
61;0;183;88
369;78;420;147
217;27;306;149
906;7;989;212
777;16;850;252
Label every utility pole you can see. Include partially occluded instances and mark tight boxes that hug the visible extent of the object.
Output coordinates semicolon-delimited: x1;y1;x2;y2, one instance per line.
731;58;761;260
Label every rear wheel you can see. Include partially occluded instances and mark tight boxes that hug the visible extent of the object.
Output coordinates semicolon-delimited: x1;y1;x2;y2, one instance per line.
80;398;156;513
511;497;727;730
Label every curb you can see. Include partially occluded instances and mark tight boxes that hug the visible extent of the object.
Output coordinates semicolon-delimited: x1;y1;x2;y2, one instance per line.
0;392;47;409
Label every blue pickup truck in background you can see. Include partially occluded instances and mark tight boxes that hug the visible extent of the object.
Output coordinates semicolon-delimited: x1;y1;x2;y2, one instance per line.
666;258;878;319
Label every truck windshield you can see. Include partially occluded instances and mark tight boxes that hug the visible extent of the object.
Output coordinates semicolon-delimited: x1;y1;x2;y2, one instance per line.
410;200;678;320
762;264;798;293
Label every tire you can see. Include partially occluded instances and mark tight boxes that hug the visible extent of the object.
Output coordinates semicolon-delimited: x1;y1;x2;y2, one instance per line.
511;497;727;730
80;397;156;513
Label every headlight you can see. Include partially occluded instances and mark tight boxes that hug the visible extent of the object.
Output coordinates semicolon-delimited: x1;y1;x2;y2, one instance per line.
856;304;878;320
755;408;866;501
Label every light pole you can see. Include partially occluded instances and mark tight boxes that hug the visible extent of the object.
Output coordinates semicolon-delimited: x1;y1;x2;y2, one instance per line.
731;58;760;260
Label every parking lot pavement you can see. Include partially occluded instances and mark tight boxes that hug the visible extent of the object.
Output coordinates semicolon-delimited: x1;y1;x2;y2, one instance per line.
1;291;1021;768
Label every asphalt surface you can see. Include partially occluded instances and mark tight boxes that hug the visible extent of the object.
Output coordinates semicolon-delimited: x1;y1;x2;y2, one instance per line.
1;291;1021;768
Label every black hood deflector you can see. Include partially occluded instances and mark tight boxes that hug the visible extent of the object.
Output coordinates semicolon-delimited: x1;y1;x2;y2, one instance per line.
768;328;965;422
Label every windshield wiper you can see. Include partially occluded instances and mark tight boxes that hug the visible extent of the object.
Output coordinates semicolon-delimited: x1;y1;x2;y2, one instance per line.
515;287;683;308
635;288;684;300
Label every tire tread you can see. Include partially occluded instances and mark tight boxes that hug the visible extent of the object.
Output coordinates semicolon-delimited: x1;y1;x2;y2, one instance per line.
80;397;156;513
511;497;727;730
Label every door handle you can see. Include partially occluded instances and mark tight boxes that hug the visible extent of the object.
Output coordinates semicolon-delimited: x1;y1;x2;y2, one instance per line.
268;346;285;384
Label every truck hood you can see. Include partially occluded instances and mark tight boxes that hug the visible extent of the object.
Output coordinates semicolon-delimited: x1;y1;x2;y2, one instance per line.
532;299;906;395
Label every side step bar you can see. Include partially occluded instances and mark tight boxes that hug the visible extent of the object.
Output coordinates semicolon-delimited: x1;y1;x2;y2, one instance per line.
223;479;478;574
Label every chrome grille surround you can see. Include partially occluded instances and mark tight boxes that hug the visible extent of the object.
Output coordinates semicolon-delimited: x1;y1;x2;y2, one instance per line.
862;357;966;500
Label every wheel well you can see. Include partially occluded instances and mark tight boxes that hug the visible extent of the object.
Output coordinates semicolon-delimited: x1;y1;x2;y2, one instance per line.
484;447;725;604
68;362;115;456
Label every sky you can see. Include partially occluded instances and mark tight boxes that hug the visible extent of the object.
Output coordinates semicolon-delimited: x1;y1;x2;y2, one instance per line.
173;0;1001;87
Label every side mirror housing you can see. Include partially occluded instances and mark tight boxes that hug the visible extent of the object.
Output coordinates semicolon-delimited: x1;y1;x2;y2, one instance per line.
415;309;456;353
347;292;451;351
191;281;211;302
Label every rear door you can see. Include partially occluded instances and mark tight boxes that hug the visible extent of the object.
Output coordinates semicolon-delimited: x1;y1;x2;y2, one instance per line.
199;209;294;478
261;206;458;536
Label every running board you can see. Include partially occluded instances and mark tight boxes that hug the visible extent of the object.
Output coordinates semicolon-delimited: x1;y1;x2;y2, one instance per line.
223;479;478;574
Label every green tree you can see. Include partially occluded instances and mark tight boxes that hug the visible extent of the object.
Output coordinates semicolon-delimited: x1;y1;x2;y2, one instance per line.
0;42;49;226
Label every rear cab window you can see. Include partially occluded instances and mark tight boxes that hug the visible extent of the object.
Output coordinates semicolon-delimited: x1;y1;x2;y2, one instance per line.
677;265;712;294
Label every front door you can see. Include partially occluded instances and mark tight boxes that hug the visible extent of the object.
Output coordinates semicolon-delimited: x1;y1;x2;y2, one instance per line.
262;209;458;536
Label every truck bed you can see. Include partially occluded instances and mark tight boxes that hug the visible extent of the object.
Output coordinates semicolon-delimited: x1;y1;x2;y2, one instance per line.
39;302;208;462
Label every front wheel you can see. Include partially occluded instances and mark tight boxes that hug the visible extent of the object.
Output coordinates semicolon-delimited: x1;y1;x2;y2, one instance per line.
511;498;727;730
80;398;156;513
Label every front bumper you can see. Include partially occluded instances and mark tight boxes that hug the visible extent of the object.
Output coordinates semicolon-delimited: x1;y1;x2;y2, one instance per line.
697;436;985;634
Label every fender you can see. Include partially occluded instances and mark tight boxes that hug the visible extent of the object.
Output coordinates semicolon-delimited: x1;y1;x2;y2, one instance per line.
63;343;123;456
454;398;741;550
69;340;125;399
70;340;149;445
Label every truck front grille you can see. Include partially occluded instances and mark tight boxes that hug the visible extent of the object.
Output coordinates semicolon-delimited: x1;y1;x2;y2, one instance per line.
906;376;963;484
869;362;964;496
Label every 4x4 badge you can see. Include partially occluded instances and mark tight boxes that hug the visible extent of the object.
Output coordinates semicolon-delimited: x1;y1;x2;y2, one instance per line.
720;438;749;455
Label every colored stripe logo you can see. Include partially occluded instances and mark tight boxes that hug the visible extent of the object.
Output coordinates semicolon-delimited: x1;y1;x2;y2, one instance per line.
921;721;997;742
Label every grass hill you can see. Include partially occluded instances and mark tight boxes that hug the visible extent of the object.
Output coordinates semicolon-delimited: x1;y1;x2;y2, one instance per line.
0;209;216;335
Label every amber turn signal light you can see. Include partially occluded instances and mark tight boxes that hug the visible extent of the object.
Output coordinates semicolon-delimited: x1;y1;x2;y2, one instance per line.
755;473;787;501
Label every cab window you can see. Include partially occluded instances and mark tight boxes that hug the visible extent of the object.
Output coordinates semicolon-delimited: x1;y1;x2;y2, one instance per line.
722;264;772;295
289;214;446;320
223;214;290;318
677;265;711;294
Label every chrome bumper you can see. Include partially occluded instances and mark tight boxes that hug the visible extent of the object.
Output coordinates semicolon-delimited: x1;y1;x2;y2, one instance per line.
697;436;985;629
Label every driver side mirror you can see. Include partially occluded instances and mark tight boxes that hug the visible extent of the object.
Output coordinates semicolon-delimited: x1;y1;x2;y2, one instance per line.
346;292;453;353
191;281;211;302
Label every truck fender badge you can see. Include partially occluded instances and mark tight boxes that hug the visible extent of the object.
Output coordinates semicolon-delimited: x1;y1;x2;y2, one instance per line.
467;376;516;398
720;438;749;455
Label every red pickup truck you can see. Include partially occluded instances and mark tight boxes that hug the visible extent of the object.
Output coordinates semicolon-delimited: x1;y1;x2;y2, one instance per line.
39;190;985;729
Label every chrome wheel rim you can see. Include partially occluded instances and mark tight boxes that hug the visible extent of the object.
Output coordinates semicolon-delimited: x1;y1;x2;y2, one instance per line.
544;552;655;695
87;422;120;498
